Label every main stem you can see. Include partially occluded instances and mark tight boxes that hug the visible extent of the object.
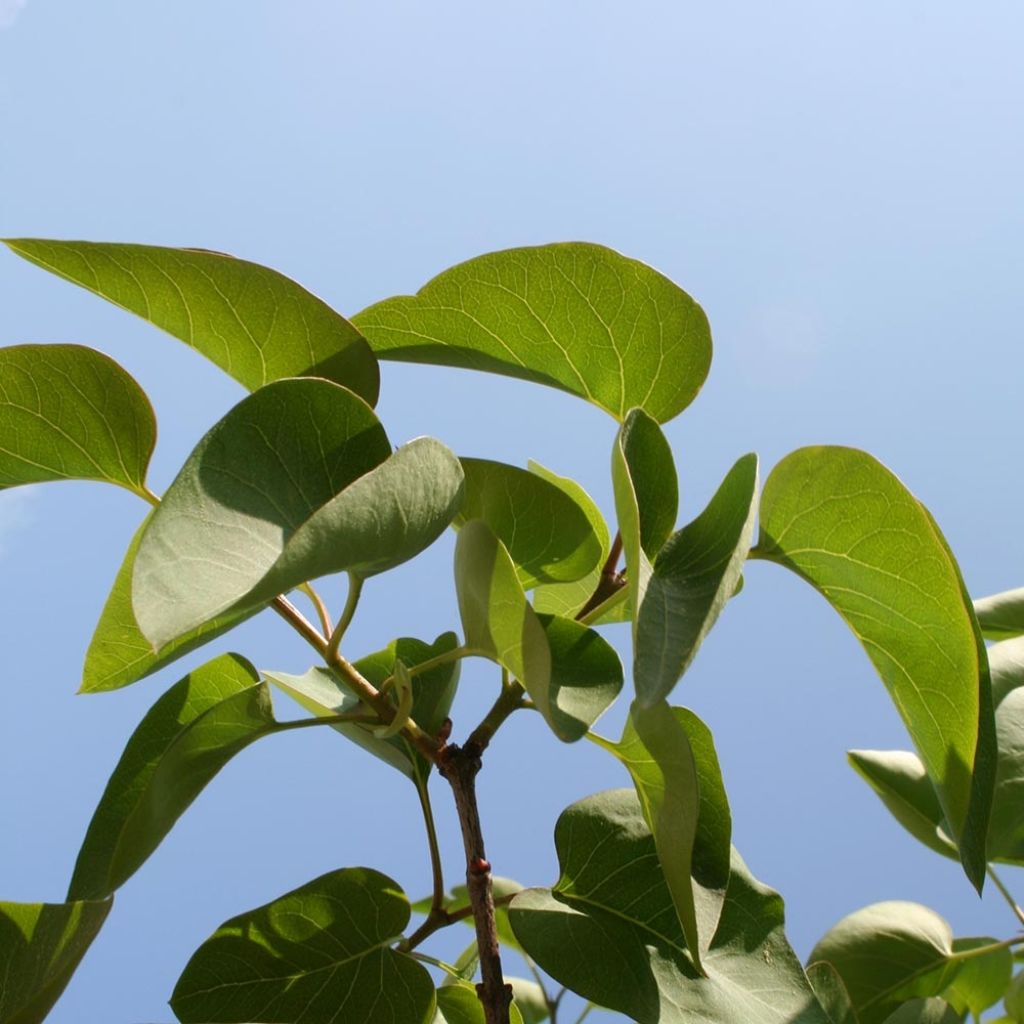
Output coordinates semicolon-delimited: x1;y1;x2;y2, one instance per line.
438;741;512;1024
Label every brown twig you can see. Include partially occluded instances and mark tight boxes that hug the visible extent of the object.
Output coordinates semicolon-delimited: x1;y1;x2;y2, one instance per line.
576;531;625;621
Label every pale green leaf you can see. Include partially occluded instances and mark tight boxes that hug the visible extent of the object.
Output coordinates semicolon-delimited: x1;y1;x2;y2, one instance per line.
416;876;525;952
352;242;712;423
991;636;1024;707
756;446;994;889
509;789;828;1024
807;961;860;1024
1006;970;1024;1021
134;378;463;651
69;653;269;900
4;239;379;404
433;985;525;1024
171;868;434;1023
988;687;1024;863
808;902;957;1024
0;344;155;498
634;453;758;705
941;936;1012;1018
0;898;112;1024
506;978;549;1024
880;998;960;1024
455;458;603;588
975;588;1024;641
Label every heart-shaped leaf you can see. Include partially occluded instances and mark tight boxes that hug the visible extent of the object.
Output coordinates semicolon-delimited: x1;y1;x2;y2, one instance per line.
941;937;1013;1019
81;513;255;692
456;458;603;589
265;632;461;781
0;897;112;1024
808;902;957;1024
634;453;758;706
509;789;829;1024
756;446;995;890
69;653;273;900
975;588;1024;641
133;378;463;651
4;239;380;404
0;344;155;498
352;242;712;424
171;868;435;1024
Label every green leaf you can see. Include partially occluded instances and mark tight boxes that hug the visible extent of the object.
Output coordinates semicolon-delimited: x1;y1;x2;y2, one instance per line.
0;344;155;498
81;513;254;692
509;789;829;1024
634;453;758;706
975;588;1024;641
171;867;434;1024
352;242;712;424
529;460;611;619
988;687;1024;863
756;446;994;890
134;378;463;651
4;239;380;404
991;636;1024;707
598;702;731;974
505;978;549;1024
807;961;860;1024
69;653;271;900
941;937;1012;1018
847;750;957;860
808;902;957;1024
0;897;112;1024
433;985;525;1024
455;459;602;589
880;998;961;1024
1006;971;1024;1022
265;632;461;781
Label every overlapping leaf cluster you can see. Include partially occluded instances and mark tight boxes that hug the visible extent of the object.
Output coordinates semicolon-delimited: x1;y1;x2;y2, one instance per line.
1;238;1019;1024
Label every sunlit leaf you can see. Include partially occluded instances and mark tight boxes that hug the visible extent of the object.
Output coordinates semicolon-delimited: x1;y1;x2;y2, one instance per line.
941;937;1012;1019
510;789;828;1024
133;378;463;651
456;458;603;588
807;960;859;1024
991;636;1024;707
171;868;434;1023
756;446;994;889
975;588;1024;641
1005;970;1024;1021
69;653;270;900
353;242;712;423
0;344;155;498
0;897;112;1024
433;984;525;1024
988;687;1024;863
4;239;379;404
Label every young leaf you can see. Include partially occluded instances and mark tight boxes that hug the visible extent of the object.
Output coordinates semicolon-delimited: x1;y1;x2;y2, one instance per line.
846;750;958;860
133;379;463;651
434;984;525;1024
0;897;112;1024
265;632;461;781
0;344;155;498
171;868;435;1024
81;513;255;692
509;789;829;1024
880;999;961;1024
634;453;758;706
3;239;380;404
352;242;712;424
941;937;1013;1019
808;902;957;1024
975;588;1024;641
756;446;994;889
597;702;731;974
806;961;859;1024
455;458;603;588
69;653;271;900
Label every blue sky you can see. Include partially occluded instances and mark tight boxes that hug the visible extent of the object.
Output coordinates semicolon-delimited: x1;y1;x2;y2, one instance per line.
2;3;1023;1022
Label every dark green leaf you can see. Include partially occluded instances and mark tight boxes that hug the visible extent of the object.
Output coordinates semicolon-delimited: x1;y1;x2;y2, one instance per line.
171;868;434;1023
0;897;112;1024
4;239;379;404
991;637;1024;707
807;961;860;1024
69;653;269;899
265;632;461;781
941;937;1012;1018
134;379;463;651
756;446;993;890
455;458;603;589
509;789;828;1024
847;750;957;860
634;453;758;706
808;902;956;1024
352;242;712;424
975;589;1024;641
880;998;961;1024
81;513;254;692
0;344;155;498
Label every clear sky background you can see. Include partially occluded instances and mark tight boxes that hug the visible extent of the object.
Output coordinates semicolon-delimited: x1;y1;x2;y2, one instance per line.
1;3;1023;1022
